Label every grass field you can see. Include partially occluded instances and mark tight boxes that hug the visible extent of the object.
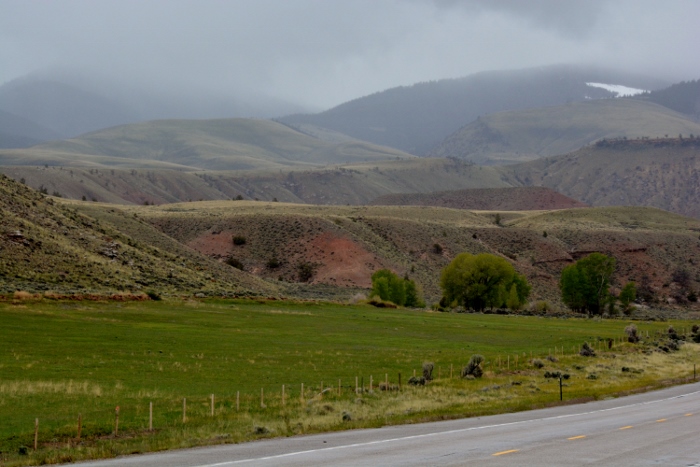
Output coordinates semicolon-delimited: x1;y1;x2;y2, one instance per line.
1;298;698;465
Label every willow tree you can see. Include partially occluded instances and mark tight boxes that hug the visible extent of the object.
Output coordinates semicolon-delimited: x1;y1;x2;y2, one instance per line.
440;253;530;311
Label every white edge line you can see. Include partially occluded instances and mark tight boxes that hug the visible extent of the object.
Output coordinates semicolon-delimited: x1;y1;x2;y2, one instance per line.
196;389;700;466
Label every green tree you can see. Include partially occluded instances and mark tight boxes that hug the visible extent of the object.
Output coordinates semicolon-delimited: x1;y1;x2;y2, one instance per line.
560;253;616;315
619;281;637;315
370;270;424;307
440;253;530;311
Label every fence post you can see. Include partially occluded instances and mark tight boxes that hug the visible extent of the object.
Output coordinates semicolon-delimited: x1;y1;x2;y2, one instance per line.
115;406;119;436
450;364;453;379
183;398;186;423
261;388;264;408
149;402;153;431
301;383;304;403
34;418;38;451
338;379;341;396
77;413;82;441
385;373;388;389
282;385;286;406
398;372;401;390
236;391;240;412
355;376;358;394
370;376;373;392
211;394;215;416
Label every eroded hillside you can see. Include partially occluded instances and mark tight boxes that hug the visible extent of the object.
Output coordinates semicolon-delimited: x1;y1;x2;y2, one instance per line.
132;201;700;308
502;138;700;219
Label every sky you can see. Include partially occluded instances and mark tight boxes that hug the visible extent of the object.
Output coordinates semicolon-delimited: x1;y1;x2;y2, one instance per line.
1;0;699;110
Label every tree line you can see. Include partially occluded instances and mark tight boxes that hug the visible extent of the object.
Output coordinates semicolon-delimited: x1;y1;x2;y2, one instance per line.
370;251;640;315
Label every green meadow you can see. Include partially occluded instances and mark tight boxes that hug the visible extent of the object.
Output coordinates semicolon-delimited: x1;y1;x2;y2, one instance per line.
1;298;697;465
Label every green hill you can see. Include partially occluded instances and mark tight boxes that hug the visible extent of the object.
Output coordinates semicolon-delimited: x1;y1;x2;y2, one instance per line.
429;99;700;165
0;118;415;171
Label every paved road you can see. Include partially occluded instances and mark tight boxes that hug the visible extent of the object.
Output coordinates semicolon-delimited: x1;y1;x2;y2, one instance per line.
74;382;700;466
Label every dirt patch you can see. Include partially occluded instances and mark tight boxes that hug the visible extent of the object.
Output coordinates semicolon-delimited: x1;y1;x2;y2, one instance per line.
305;232;382;287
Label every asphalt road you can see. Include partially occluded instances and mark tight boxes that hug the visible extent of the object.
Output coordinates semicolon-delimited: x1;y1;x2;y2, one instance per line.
74;382;700;467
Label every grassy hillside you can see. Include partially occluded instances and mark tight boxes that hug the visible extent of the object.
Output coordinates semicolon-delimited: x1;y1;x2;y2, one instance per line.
0;118;415;171
429;99;700;165
3;170;699;307
499;138;700;219
370;187;587;211
0;173;276;296
0;158;509;206
281;65;666;155
121;201;700;307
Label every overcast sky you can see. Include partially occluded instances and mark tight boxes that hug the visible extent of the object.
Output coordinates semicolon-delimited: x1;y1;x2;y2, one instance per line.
1;0;699;109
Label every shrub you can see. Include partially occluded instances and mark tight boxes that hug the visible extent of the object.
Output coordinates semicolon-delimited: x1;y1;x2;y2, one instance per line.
232;235;246;246
266;257;281;269
226;257;244;270
432;243;443;254
546;355;558;362
624;324;640;343
145;290;162;301
407;376;426;386
532;359;545;369
461;354;484;378
579;342;596;357
668;325;679;340
297;262;315;282
422;362;434;381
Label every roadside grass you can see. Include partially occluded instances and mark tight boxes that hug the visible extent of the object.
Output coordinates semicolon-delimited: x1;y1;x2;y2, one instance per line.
0;298;698;465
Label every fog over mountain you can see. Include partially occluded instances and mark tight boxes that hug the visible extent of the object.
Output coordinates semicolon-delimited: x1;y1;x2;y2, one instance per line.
1;0;698;111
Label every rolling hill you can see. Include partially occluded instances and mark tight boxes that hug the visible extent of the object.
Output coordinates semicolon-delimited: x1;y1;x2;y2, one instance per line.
134;201;700;307
429;99;700;165
499;138;700;219
0;158;508;206
370;187;588;211
0;118;415;171
0;172;276;296
280;65;666;155
2;170;699;309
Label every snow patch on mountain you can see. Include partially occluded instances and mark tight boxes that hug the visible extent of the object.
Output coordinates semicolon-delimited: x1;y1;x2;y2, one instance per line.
586;82;647;97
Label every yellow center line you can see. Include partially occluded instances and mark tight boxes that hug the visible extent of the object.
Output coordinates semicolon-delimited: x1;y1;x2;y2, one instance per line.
619;425;633;430
568;435;586;440
685;413;693;416
492;449;519;456
657;419;667;422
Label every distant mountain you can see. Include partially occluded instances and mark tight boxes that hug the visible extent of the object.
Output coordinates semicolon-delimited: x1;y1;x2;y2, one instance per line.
635;79;700;119
0;110;62;148
0;70;311;144
0;118;415;171
428;99;700;165
280;65;667;155
499;138;700;219
0;78;138;139
370;187;587;211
